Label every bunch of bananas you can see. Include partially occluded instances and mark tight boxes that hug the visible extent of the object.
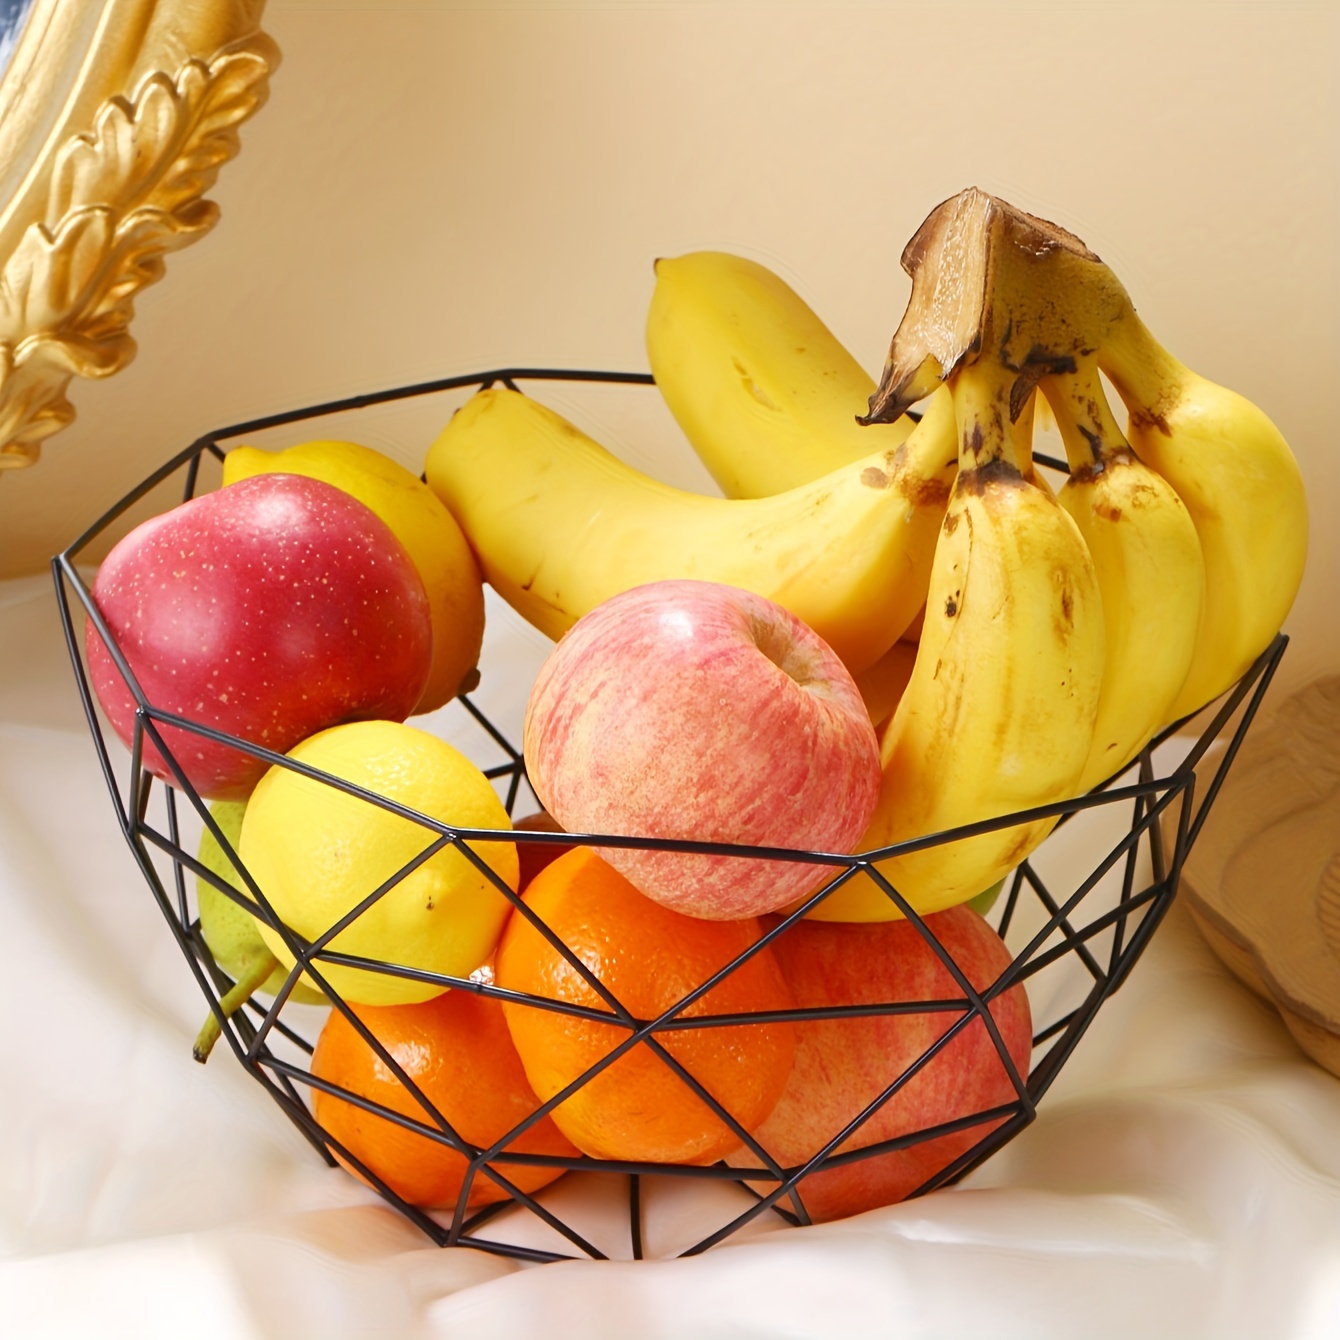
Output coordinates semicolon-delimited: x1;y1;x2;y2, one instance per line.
424;189;1307;922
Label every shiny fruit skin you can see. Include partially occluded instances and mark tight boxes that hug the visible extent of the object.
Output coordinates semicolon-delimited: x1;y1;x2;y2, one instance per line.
241;719;518;1007
645;250;917;498
424;385;955;676
523;580;880;920
815;365;1105;921
736;907;1031;1222
495;847;796;1165
86;473;433;801
312;990;578;1210
223;439;485;713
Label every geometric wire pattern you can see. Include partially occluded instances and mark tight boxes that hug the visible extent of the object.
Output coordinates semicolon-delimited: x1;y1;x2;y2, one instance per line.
51;368;1287;1261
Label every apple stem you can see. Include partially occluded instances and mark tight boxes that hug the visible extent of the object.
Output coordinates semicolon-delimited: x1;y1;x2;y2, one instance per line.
193;953;281;1063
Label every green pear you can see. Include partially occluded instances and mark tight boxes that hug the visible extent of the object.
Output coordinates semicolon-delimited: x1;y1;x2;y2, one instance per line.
966;877;1006;918
194;800;325;1062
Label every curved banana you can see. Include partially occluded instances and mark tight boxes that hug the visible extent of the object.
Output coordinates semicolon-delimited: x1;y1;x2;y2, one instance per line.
1098;316;1307;720
807;359;1105;921
837;395;1049;736
646;251;919;498
424;385;957;675
1042;358;1206;790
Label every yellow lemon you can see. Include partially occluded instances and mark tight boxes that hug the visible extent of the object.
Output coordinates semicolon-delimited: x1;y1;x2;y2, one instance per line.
223;439;486;713
240;720;518;1006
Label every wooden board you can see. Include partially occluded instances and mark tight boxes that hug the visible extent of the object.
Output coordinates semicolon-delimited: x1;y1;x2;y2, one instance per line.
1170;675;1340;1078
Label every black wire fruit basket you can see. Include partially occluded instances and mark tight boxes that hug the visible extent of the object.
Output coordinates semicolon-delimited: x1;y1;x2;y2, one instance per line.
52;367;1287;1263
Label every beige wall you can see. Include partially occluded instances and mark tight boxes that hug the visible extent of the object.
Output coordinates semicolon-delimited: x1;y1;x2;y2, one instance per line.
2;0;1336;698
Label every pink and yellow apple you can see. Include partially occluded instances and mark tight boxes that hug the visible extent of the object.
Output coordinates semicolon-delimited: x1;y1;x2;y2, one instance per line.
86;473;433;800
733;906;1032;1223
522;579;881;920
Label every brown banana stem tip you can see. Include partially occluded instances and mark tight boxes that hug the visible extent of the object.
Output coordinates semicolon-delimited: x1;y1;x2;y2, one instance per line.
861;187;1135;426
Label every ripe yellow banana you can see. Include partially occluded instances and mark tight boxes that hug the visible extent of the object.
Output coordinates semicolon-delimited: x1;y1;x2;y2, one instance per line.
852;635;918;732
862;188;1305;729
804;185;1308;921
1098;317;1307;721
646;251;918;498
808;359;1105;921
1042;358;1205;790
424;385;957;675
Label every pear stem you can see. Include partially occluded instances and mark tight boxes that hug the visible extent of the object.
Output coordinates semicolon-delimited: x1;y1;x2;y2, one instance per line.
193;951;281;1064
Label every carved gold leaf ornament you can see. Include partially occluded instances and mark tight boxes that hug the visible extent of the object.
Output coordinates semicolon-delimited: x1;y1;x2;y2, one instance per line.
0;12;279;473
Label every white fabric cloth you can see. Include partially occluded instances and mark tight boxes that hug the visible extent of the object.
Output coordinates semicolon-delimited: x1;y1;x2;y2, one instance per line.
3;570;1340;1338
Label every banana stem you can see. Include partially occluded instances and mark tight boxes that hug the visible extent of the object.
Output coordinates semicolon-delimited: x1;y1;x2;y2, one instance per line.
861;354;944;424
1041;358;1133;475
1010;389;1040;480
193;951;281;1064
1097;312;1191;421
950;359;1024;476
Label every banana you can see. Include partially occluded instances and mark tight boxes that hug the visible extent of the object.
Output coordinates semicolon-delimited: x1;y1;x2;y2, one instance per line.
860;188;1305;728
1010;387;1057;500
1098;316;1307;721
803;185;1307;922
424;385;958;675
646;251;919;498
1041;358;1205;789
807;358;1105;921
852;635;918;732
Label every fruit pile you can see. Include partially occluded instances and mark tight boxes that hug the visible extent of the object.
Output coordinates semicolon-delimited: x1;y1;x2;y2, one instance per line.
81;189;1307;1236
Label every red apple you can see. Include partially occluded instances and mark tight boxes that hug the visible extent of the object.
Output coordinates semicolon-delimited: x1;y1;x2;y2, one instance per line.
522;580;881;920
732;906;1032;1223
86;473;433;801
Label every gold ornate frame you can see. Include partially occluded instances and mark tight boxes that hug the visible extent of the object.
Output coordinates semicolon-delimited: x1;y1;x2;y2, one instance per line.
0;0;279;472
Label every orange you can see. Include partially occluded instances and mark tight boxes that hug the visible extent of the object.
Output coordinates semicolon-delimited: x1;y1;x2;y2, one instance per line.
494;847;796;1165
311;989;578;1211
